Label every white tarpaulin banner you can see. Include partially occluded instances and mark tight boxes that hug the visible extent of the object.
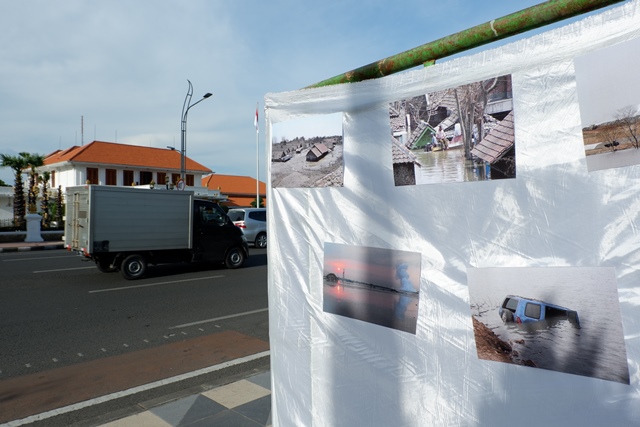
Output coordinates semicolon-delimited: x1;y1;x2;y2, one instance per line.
265;2;640;425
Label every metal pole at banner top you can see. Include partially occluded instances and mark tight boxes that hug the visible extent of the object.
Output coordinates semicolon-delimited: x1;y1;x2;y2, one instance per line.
307;0;625;88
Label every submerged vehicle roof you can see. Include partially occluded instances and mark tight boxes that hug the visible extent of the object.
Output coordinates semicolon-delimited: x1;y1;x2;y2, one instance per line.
503;295;574;311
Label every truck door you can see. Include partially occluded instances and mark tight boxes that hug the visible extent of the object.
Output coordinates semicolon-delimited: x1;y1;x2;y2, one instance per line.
67;189;90;251
193;202;235;261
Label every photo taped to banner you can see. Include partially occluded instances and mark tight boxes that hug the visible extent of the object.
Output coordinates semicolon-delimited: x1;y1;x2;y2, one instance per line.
389;75;515;186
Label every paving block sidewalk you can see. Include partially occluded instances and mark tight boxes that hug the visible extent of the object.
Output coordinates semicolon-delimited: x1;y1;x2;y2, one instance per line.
97;371;272;427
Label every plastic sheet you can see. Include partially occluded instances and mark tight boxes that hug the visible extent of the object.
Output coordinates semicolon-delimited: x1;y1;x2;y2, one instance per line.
265;2;640;425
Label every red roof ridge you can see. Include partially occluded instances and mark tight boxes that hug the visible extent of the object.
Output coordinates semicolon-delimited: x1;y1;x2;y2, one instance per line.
44;140;211;172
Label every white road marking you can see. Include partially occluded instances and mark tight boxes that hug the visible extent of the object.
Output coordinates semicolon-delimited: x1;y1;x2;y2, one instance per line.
88;276;224;293
101;348;107;352
25;364;31;368
3;255;75;262
33;267;95;273
52;358;58;363
123;344;129;348
77;353;84;357
168;308;268;330
5;351;270;427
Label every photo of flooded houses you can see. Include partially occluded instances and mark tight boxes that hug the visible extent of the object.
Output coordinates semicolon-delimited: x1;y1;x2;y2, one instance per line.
271;113;344;188
323;243;421;334
467;267;629;384
575;38;640;173
389;74;515;186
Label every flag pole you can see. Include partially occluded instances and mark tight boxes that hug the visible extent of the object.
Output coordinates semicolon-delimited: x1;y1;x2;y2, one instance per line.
255;102;260;208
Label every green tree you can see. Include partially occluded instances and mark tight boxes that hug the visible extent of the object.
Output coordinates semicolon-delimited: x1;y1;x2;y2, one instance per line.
55;185;64;225
20;152;45;211
0;154;27;227
250;197;265;208
39;171;51;226
0;179;10;187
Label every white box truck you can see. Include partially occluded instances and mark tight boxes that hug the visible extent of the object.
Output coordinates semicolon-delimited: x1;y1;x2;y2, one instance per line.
64;185;248;279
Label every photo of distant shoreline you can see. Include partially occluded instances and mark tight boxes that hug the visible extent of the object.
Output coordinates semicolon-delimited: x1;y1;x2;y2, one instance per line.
323;243;421;334
575;38;640;172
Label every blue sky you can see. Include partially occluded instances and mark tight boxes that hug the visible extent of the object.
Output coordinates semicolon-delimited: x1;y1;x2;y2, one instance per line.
0;1;618;185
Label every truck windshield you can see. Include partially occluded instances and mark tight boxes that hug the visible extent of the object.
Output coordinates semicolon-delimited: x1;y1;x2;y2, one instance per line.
199;205;227;225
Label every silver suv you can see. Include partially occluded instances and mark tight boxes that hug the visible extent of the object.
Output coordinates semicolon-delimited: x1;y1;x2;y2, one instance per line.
227;208;267;248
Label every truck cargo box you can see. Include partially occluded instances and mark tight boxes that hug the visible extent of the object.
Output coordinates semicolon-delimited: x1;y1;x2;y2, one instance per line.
65;185;194;254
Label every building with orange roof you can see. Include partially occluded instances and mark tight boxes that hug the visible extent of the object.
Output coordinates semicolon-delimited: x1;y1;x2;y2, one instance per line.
202;174;266;208
40;141;212;192
3;141;257;224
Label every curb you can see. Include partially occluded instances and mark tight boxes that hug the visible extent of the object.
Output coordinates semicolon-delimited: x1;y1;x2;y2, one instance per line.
0;244;64;253
16;353;271;427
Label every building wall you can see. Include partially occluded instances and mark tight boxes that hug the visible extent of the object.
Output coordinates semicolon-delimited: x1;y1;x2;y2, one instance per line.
49;165;205;193
0;187;13;222
2;164;210;225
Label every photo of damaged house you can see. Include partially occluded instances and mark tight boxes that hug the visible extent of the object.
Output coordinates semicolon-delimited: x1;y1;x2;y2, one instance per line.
390;74;516;186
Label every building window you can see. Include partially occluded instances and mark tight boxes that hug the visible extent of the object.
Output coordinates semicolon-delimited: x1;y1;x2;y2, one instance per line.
157;172;166;186
87;167;99;185
172;173;181;185
140;171;152;185
186;174;194;186
106;169;117;185
123;170;134;186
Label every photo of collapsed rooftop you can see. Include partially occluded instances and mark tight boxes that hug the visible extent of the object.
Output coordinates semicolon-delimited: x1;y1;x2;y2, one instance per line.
390;74;515;186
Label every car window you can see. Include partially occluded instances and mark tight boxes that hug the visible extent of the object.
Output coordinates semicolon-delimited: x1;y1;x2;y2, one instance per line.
504;298;518;311
248;211;266;221
199;205;226;226
524;302;541;319
227;211;245;221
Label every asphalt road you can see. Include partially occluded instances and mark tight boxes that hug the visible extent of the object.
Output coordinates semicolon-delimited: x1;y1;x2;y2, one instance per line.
0;247;269;424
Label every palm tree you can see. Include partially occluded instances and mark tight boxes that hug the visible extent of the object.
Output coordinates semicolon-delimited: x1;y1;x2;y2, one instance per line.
0;154;27;227
55;185;64;225
39;171;51;226
19;152;45;211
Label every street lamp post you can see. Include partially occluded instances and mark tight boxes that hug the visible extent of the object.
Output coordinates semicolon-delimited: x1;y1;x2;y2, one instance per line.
180;80;212;183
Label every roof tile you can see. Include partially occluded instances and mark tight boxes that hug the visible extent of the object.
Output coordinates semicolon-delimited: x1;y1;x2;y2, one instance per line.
44;141;211;172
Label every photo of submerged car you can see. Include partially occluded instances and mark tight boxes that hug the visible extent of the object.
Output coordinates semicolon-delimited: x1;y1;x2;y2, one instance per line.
499;295;580;328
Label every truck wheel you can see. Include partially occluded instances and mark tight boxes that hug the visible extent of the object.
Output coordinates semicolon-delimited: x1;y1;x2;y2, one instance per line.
96;259;117;273
121;254;147;280
255;232;267;249
225;247;245;269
